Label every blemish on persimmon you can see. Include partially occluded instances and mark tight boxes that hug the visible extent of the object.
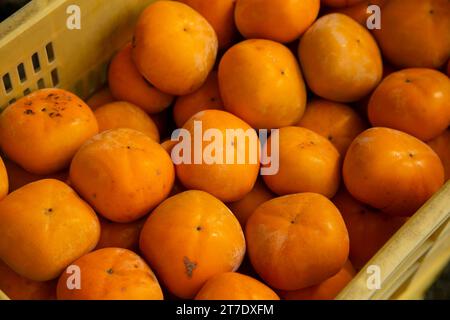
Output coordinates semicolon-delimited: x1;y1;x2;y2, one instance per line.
183;256;197;278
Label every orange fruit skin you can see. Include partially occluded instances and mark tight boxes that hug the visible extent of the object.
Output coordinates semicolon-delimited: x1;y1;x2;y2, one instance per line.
195;272;280;300
0;260;56;300
333;189;407;269
139;190;246;299
0;179;100;281
263;127;341;198
70;128;175;223
57;248;163;300
447;60;450;76
428;130;450;181
227;178;275;227
173;71;224;128
343;128;445;217
86;87;115;111
178;0;238;49
176;110;260;202
330;0;387;26
133;1;218;95
219;39;307;129
373;0;450;69
368;69;450;142
234;0;320;43
297;99;367;155
298;13;383;102
108;43;173;114
94;101;160;142
246;193;349;290
321;0;365;7
0;155;8;200
96;218;145;253
282;260;356;300
0;88;98;175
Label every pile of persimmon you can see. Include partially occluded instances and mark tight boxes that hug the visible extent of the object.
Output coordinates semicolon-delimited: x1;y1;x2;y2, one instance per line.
0;0;449;301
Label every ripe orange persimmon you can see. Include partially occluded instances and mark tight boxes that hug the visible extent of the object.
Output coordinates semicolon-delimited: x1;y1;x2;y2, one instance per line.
235;0;320;43
96;218;145;252
94;101;160;142
0;260;56;300
86;87;114;111
333;189;407;269
263;127;341;198
368;68;450;141
219;39;307;129
428;130;450;181
175;110;260;202
195;272;279;300
0;155;8;200
282;260;356;300
139;190;246;298
0;88;98;175
70;128;175;223
178;0;237;49
246;193;349;290
57;248;163;300
0;179;100;281
321;0;365;7
227;178;275;227
298;13;383;102
133;1;218;95
297;99;367;155
373;0;450;69
173;71;224;128
344;128;445;216
108;43;173;114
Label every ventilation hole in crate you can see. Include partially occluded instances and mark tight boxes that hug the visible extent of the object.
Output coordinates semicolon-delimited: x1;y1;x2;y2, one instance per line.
46;42;55;63
17;63;27;82
37;78;45;89
73;80;84;97
51;68;59;86
32;53;41;72
9;98;16;105
23;88;31;96
2;73;12;93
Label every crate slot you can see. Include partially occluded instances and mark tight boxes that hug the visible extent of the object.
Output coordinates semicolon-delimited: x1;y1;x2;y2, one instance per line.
23;88;31;96
32;52;41;72
45;42;55;63
37;78;45;89
17;63;27;82
51;68;59;86
9;98;16;105
2;73;12;93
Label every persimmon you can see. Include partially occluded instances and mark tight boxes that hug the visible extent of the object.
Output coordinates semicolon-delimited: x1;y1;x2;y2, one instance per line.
96;218;145;252
0;179;100;281
0;155;8;200
86;87;114;111
195;272;279;300
227;178;275;227
175;110;260;202
57;248;163;300
139;190;245;298
219;39;307;129
177;0;237;49
298;13;382;102
373;0;450;69
321;0;365;7
0;260;56;300
343;128;445;216
368;68;450;141
70;128;175;223
297;99;367;155
133;1;218;95
108;43;173;114
234;0;320;43
428;130;450;181
282;260;356;300
0;88;98;175
246;193;349;290
333;189;407;269
94;101;160;142
173;71;224;128
263;127;341;198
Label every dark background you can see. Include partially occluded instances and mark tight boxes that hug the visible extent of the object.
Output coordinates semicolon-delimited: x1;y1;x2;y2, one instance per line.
0;0;31;22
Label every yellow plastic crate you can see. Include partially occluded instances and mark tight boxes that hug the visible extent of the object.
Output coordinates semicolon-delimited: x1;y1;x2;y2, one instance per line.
0;0;449;301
